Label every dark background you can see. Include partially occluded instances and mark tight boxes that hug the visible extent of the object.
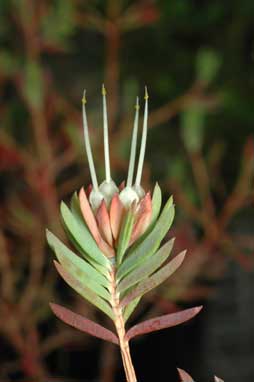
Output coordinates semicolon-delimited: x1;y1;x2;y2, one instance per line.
0;1;254;381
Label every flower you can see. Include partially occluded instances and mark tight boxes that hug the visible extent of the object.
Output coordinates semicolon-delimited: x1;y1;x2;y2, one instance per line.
79;85;152;259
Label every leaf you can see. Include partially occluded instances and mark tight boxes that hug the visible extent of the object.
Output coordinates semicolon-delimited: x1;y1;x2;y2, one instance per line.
61;202;110;268
69;195;109;276
50;303;119;345
54;261;114;320
47;230;109;288
96;200;113;246
117;238;175;294
214;377;224;382
126;183;162;250
47;231;110;301
123;297;141;323
121;251;186;307
117;195;174;280
129;192;152;246
110;193;124;240
70;192;85;223
117;210;135;265
79;188;115;258
151;183;162;225
126;306;202;341
177;368;195;382
63;228;108;276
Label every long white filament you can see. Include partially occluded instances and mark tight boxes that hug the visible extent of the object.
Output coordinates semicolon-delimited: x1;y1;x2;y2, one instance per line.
82;90;99;191
126;97;139;188
135;87;148;187
102;84;111;183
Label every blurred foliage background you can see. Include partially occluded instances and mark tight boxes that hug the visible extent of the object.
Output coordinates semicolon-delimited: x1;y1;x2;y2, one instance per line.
0;0;254;381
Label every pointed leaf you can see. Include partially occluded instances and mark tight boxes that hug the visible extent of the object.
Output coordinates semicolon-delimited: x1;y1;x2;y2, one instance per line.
96;200;113;246
61;202;110;268
50;303;119;345
54;261;114;320
117;196;174;280
126;183;162;251
48;232;110;301
121;251;186;307
79;187;102;243
117;210;135;265
118;238;175;294
214;377;224;382
69;195;109;276
47;230;109;288
126;306;202;340
151;182;162;225
123;297;141;323
110;193;124;240
177;368;195;382
79;188;115;258
64;228;109;276
129;192;152;245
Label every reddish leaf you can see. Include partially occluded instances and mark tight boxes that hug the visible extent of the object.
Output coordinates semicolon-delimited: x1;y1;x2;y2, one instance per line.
177;368;195;381
96;200;113;246
79;188;114;258
129;192;152;245
79;187;101;242
121;251;186;307
126;306;202;341
50;303;119;345
110;193;124;240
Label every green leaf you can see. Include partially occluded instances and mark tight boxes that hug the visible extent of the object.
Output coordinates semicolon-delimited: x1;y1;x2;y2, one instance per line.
121;250;186;307
60;202;110;269
117;238;175;294
123;297;141;323
47;230;110;300
47;229;108;287
117;210;135;265
64;228;108;276
151;183;162;225
54;261;114;320
67;195;108;276
117;196;175;280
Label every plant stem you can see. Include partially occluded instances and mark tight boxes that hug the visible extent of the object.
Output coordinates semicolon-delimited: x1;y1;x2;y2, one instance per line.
109;268;137;382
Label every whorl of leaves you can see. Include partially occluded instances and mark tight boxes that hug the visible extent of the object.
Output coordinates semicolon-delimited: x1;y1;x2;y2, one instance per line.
47;184;201;343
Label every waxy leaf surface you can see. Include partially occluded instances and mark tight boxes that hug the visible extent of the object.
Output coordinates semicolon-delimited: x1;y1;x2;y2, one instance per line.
117;196;175;280
126;306;202;340
117;210;134;265
54;261;114;320
121;251;186;307
46;230;109;288
117;238;175;293
151;182;162;225
61;202;110;268
50;303;119;345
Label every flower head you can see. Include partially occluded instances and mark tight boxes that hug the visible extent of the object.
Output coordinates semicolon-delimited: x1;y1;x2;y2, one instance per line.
80;85;152;258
